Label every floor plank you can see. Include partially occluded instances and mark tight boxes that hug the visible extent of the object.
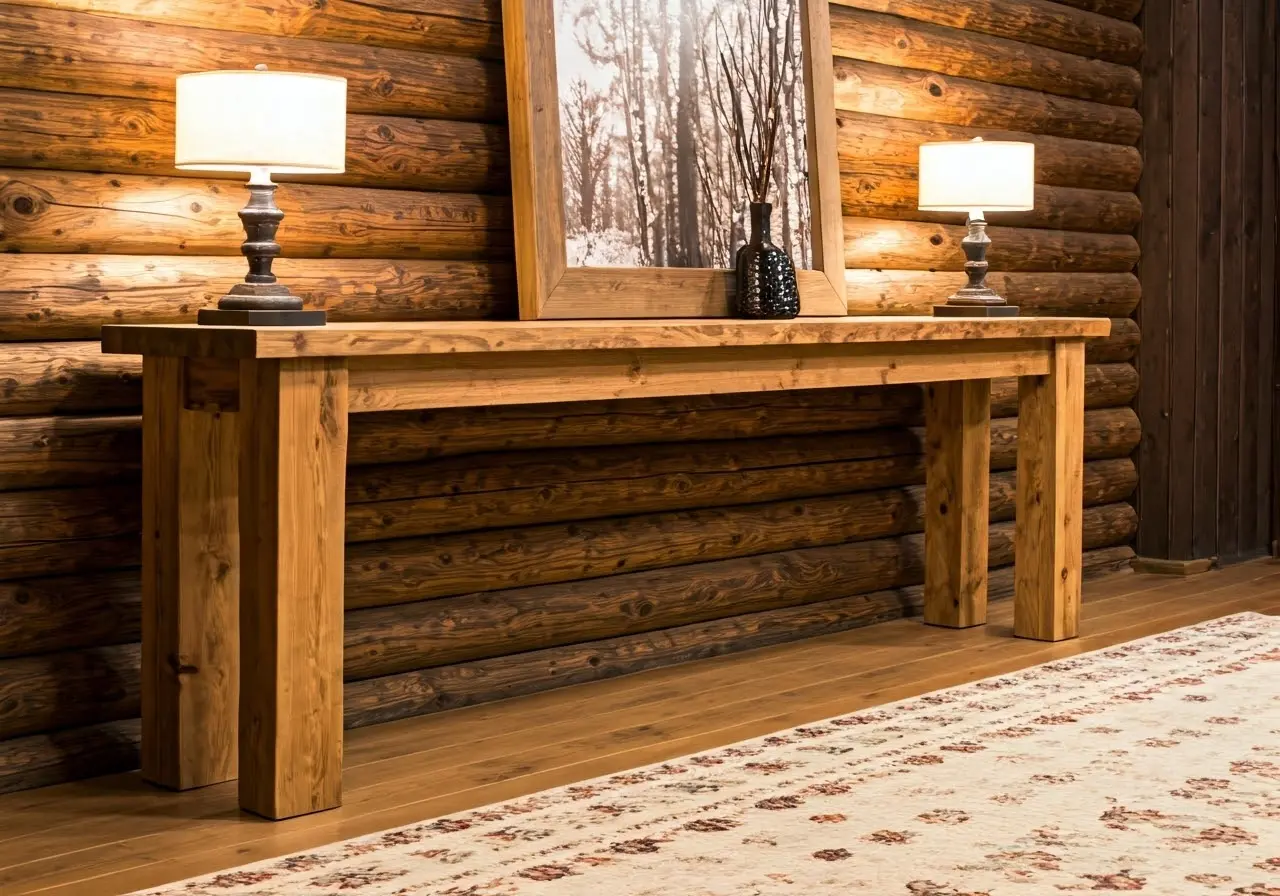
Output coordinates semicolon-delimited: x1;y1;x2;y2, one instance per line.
0;560;1276;895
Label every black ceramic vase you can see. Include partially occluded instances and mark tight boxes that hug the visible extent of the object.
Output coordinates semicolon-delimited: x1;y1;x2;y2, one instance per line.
733;201;800;319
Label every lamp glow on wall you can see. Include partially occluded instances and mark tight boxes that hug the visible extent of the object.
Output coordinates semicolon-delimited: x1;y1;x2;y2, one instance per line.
918;138;1035;317
176;66;347;326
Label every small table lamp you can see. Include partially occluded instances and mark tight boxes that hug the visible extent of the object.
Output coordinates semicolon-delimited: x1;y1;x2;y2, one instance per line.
918;138;1035;317
176;66;347;326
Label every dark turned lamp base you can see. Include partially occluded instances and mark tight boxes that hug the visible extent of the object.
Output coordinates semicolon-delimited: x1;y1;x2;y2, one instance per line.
931;213;1019;318
200;179;327;327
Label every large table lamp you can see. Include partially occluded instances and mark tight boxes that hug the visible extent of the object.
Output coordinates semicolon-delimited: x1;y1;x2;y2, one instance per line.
175;66;347;326
918;138;1035;317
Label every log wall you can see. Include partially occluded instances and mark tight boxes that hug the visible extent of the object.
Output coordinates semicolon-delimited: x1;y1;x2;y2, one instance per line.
0;0;1141;793
1136;0;1278;563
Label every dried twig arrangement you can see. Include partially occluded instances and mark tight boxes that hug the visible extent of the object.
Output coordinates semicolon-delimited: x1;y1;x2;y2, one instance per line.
716;0;797;204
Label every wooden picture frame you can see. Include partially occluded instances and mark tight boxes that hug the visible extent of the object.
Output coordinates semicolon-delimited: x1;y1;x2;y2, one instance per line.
502;0;847;319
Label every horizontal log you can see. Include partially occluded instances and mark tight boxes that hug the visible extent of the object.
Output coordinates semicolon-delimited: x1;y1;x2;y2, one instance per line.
0;5;504;121
343;501;1138;682
345;409;1138;543
0;407;1138;583
0;343;141;417
846;271;1141;317
844;217;1140;272
344;544;1136;727
1090;317;1139;363
830;6;1140;106
0;414;139;490
0;536;138;583
0;484;138;546
0;543;1133;787
2;358;1131;494
0;717;140;795
840;173;1142;233
833;58;1142;146
344;456;1135;616
0;643;139;740
349;388;923;466
0;88;510;194
0;256;514;342
1052;0;1144;22
837;112;1143;193
0;387;925;484
0;170;513;260
830;0;1143;65
345;431;923;542
0;570;139;659
4;0;503;58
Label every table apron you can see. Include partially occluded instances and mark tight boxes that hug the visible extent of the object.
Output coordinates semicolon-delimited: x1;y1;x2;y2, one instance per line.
343;339;1055;413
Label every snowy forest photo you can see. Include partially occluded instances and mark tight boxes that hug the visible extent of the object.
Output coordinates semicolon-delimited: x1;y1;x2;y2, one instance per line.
555;0;813;270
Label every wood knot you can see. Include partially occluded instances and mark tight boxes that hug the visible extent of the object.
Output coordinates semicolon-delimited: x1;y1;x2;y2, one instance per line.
11;196;33;215
927;81;944;97
930;234;944;246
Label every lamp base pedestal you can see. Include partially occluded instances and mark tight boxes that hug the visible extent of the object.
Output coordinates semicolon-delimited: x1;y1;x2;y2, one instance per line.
933;303;1020;318
198;307;328;327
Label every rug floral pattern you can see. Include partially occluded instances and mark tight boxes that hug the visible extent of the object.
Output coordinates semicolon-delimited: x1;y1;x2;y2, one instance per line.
136;612;1280;895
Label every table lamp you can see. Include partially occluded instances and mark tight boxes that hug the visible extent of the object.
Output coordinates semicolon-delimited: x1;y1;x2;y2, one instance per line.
918;138;1035;317
175;66;347;326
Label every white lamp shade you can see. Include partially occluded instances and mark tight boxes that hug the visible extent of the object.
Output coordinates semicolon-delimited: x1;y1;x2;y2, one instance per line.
917;140;1035;212
175;69;347;174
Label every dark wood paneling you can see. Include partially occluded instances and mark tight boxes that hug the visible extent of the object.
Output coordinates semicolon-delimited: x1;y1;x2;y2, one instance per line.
1137;0;1278;562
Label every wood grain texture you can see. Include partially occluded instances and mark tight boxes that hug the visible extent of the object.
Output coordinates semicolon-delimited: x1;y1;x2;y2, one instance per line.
0;4;505;121
0;406;1139;589
841;173;1143;233
0;367;1133;494
1015;339;1087;640
0;88;509;193
0;342;140;416
845;271;1141;317
4;0;503;58
237;359;348;819
0;414;139;489
341;503;1136;681
0;460;1137;663
837;112;1143;192
0;170;513;260
0;543;1143;797
833;58;1143;145
830;0;1143;64
140;357;238;791
923;380;991;628
0;256;514;341
843;218;1140;272
342;342;1054;412
101;317;1110;359
342;458;1136;613
829;6;1141;106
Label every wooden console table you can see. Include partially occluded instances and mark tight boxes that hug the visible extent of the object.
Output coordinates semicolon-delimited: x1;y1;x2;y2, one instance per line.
102;316;1109;819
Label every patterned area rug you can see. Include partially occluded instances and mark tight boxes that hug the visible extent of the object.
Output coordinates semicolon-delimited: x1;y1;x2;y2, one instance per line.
136;613;1280;895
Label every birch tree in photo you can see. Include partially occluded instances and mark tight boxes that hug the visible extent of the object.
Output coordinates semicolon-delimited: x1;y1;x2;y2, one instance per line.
562;78;612;233
675;0;703;267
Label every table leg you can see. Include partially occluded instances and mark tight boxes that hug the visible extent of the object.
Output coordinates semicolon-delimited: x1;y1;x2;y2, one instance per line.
238;358;348;819
1014;339;1085;641
923;380;992;628
141;357;240;790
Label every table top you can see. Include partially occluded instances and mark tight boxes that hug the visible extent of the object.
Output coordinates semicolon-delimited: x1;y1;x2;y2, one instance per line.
101;316;1112;359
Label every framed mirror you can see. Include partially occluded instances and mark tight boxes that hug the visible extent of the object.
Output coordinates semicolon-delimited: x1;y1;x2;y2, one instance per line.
503;0;847;319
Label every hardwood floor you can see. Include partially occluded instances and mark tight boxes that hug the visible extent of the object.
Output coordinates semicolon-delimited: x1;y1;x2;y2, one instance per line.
1;559;1277;895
